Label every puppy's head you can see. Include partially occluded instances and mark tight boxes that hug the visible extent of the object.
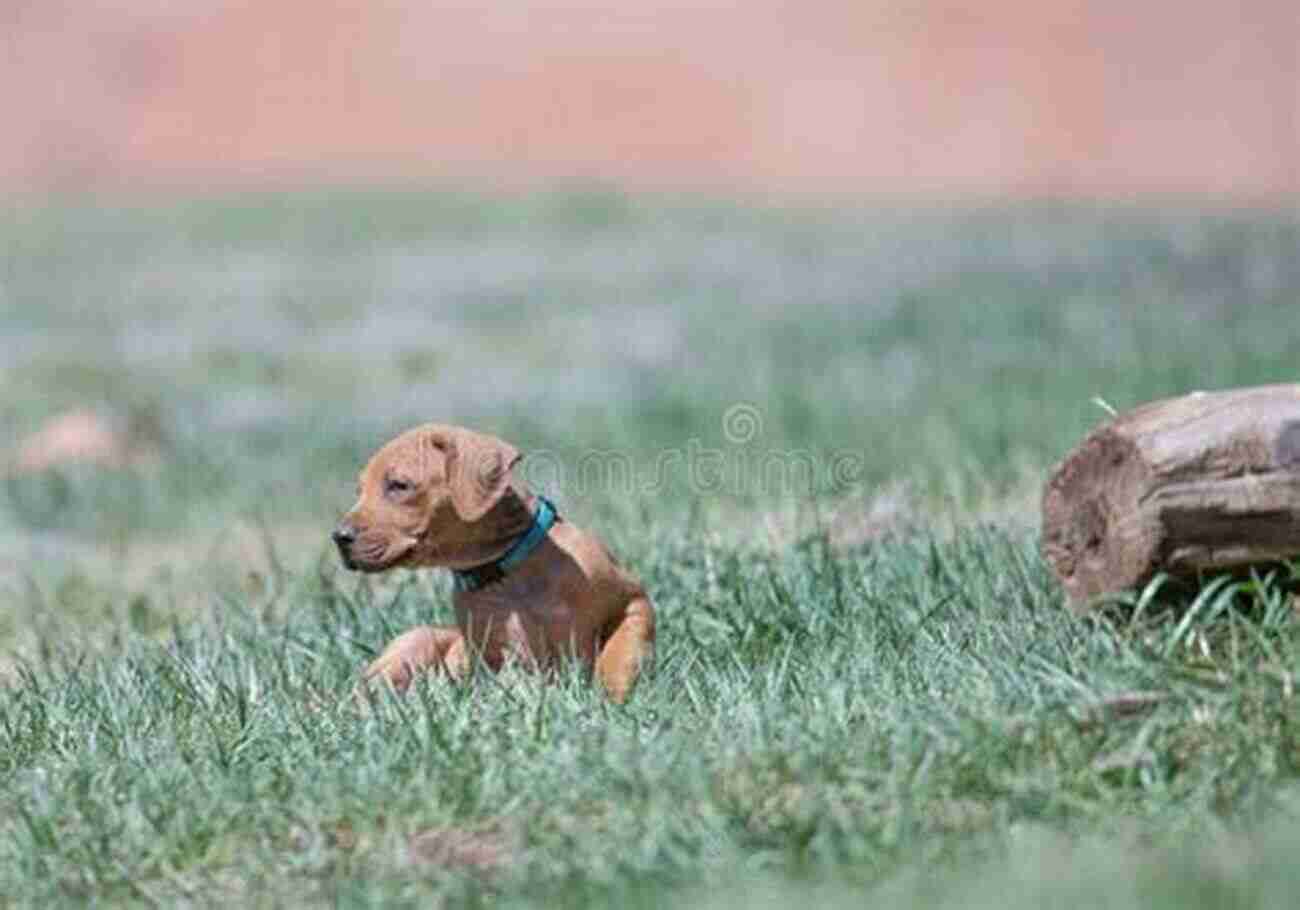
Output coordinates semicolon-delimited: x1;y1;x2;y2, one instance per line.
333;424;524;573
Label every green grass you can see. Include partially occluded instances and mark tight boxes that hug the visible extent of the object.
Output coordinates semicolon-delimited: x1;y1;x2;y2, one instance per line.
1;189;1299;906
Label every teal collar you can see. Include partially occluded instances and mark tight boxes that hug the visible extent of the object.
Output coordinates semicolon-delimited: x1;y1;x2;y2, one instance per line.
452;497;559;593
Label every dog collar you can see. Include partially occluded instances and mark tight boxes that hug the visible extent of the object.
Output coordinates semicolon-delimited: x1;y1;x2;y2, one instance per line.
452;497;559;593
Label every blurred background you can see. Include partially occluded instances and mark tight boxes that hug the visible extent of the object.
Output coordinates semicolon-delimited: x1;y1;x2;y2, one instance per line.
1;1;1297;599
5;1;1297;197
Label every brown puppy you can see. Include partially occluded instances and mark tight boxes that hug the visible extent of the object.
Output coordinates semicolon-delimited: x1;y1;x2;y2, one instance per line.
333;424;655;703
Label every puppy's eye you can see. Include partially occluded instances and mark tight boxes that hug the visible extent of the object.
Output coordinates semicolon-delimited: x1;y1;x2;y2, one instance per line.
384;477;414;497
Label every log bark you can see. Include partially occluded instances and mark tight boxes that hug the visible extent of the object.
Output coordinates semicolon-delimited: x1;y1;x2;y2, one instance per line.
1042;384;1300;609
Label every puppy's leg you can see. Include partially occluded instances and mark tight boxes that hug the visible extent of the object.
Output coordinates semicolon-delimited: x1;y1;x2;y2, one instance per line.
594;596;656;704
362;625;468;692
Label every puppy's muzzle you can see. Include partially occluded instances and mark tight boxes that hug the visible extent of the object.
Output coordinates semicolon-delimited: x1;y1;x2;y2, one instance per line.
332;522;358;568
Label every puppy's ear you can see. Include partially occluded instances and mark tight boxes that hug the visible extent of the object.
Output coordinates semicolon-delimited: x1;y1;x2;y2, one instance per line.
443;428;522;522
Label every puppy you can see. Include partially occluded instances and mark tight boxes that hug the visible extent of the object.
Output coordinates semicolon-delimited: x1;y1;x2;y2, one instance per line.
333;424;655;703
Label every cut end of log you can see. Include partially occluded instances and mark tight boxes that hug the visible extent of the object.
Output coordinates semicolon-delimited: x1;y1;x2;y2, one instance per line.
1042;426;1161;609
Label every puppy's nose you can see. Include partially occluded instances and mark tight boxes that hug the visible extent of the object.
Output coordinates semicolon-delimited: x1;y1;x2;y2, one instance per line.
332;523;357;548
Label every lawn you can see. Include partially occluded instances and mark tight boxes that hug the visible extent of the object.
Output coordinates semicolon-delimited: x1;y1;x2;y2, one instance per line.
1;189;1299;906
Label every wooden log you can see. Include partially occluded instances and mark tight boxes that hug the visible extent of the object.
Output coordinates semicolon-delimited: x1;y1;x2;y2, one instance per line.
1042;384;1300;609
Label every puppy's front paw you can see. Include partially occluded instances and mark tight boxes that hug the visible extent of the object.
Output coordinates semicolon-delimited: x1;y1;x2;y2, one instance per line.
357;625;468;697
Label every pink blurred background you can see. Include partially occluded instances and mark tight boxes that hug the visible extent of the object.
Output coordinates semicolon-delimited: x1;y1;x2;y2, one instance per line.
4;1;1296;199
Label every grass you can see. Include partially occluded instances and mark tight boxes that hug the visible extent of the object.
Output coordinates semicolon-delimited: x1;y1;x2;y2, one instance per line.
1;188;1299;906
